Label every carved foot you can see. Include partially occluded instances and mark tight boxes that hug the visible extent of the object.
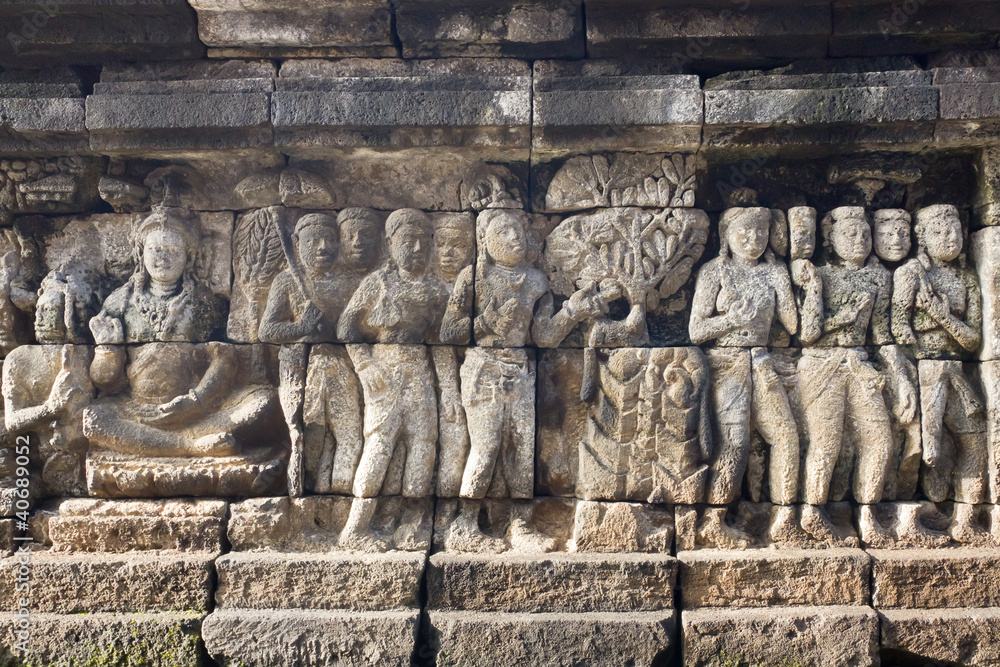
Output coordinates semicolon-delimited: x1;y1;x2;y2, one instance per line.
338;527;391;553
697;508;750;550
444;513;507;555
193;432;238;457
950;503;990;546
857;505;895;549
801;504;858;548
768;505;804;546
895;503;951;548
509;518;558;554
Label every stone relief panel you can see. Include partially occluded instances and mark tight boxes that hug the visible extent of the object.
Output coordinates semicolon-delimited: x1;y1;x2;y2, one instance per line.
229;206;474;345
0;157;101;225
535;153;699;214
83;343;288;498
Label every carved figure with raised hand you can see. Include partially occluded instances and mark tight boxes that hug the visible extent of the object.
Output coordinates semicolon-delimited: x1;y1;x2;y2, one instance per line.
89;205;223;344
892;204;987;542
259;212;358;343
0;229;35;355
338;208;448;345
3;344;94;496
689;207;800;547
337;209;445;551
795;207;894;543
444;209;602;554
33;268;100;345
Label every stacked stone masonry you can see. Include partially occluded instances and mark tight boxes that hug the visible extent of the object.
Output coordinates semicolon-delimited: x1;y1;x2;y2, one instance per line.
2;2;1000;666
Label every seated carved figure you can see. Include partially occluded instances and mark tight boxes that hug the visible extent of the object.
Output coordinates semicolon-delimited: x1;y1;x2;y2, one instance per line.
83;343;282;459
89;205;223;344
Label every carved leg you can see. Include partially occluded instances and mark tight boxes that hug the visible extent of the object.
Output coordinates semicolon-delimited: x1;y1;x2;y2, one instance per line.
705;349;752;505
339;497;389;552
848;370;894;505
750;353;800;505
444;499;507;554
460;397;505;500
82;405;236;457
799;359;847;506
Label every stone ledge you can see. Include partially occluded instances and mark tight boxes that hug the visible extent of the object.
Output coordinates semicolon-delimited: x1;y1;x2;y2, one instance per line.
0;611;204;667
202;608;419;667
681;605;880;667
428;610;677;667
215;551;426;611
427;551;677;613
881;607;1000;666
870;548;1000;609
678;548;871;609
395;0;585;60
189;0;395;57
0;551;216;613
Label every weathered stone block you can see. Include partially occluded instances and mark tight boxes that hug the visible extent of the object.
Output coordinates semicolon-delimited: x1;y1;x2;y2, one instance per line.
0;612;204;667
832;1;1000;58
273;59;531;157
935;67;1000;146
703;62;938;152
202;608;419;667
86;61;275;155
0;70;88;155
974;146;1000;226
429;610;676;667
678;548;871;609
427;552;676;613
189;0;394;57
881;607;1000;666
871;548;1000;609
48;499;227;553
0;0;204;69
215;551;426;611
396;0;584;59
228;496;433;553
586;0;832;63
532;60;702;156
0;551;215;613
682;606;880;667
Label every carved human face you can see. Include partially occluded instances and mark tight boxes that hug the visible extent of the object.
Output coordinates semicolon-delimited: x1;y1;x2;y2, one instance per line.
485;212;528;268
34;289;66;343
831;212;872;264
873;212;911;263
436;228;474;281
339;218;380;271
921;210;963;262
297;226;338;273
727;209;770;262
389;223;431;275
143;228;187;285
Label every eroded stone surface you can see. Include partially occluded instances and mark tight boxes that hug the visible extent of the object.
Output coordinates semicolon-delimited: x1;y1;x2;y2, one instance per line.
0;551;215;613
215;551;426;611
429;610;676;667
682;606;880;667
881;607;1000;666
427;552;676;613
0;612;204;667
871;548;1000;609
48;498;227;552
203;608;418;667
678;548;871;609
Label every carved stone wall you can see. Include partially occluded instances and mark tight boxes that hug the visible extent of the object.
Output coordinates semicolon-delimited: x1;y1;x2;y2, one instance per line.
2;4;1000;667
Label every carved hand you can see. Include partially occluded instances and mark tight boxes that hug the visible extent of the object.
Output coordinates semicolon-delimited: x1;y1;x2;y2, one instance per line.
299;301;324;334
156;391;200;420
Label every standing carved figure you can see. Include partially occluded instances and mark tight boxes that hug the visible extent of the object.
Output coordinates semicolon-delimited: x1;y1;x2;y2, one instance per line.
444;208;602;553
870;209;922;501
892;204;987;541
796;207;895;542
689;207;799;547
337;209;446;550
